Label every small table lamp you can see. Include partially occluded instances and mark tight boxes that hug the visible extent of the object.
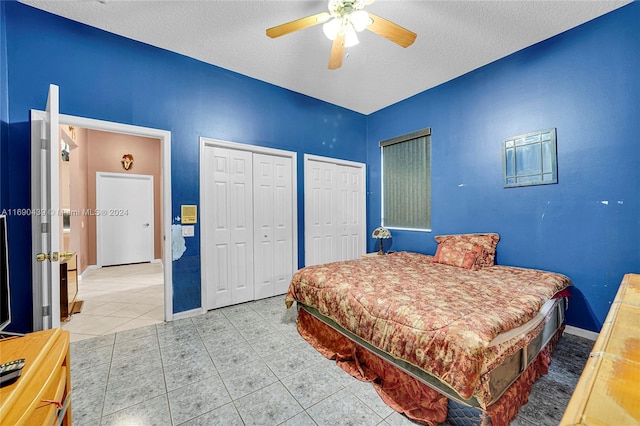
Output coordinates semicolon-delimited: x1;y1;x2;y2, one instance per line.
372;226;391;255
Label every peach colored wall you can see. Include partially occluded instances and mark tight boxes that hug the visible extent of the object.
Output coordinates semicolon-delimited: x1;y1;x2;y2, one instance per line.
59;126;91;275
59;133;70;252
72;128;90;274
86;130;162;265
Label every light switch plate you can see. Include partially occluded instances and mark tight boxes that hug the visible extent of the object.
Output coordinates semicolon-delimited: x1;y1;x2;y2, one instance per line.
181;225;195;237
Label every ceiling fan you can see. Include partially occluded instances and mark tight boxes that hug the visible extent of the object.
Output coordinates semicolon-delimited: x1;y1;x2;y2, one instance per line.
266;0;417;70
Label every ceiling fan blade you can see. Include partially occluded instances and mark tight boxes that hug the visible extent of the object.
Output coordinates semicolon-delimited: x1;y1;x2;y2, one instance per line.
266;12;330;38
366;13;416;48
328;32;345;70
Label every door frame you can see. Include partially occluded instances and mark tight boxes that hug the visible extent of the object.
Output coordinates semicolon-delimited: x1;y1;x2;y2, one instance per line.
31;112;173;328
96;172;155;267
303;154;366;266
199;137;298;311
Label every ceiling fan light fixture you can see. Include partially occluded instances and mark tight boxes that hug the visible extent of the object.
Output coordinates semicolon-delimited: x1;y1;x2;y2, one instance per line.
322;18;341;40
266;0;417;70
344;24;359;47
350;10;371;32
323;17;360;47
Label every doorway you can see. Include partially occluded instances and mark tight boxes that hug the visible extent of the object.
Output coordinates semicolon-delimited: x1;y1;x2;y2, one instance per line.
31;105;173;333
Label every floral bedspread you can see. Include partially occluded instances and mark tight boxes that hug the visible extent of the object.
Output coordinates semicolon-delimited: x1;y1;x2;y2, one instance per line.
285;252;571;402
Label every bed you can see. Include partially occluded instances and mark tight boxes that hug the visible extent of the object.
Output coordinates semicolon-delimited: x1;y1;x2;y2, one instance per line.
285;233;572;426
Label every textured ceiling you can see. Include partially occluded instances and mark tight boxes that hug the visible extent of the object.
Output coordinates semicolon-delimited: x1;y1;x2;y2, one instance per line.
20;0;630;115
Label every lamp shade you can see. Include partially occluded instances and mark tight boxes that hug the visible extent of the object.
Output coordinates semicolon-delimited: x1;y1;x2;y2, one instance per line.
323;18;360;47
343;24;359;47
322;18;341;40
372;227;391;239
350;10;371;32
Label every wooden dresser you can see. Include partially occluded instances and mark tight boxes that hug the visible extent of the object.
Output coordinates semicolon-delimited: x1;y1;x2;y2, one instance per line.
560;273;640;425
60;253;78;321
0;328;71;425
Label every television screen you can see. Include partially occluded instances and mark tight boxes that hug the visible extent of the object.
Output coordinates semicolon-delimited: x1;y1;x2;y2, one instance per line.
0;215;10;331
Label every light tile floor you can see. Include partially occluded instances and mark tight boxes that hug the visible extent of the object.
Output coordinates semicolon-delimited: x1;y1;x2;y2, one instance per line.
62;262;164;342
69;293;594;426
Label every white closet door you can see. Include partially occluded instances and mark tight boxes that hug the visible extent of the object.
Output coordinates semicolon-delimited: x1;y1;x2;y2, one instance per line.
336;165;364;260
253;154;294;299
305;160;337;266
304;156;366;267
204;146;254;309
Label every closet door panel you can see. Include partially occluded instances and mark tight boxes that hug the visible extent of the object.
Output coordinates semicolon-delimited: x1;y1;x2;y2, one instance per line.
253;154;294;299
204;146;254;309
272;156;294;295
204;149;230;308
305;161;337;266
304;156;365;267
337;164;364;260
254;154;274;300
228;152;254;305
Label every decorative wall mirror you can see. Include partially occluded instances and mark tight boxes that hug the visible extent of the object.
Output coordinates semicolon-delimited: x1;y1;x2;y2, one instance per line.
503;128;557;188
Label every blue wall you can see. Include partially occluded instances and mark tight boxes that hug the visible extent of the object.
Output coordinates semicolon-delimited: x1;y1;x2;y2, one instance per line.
2;2;638;334
366;3;640;332
1;1;9;210
1;2;366;332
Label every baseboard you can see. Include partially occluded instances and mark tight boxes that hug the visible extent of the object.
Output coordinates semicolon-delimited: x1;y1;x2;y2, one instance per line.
80;261;163;279
564;325;599;341
78;264;100;281
171;307;206;321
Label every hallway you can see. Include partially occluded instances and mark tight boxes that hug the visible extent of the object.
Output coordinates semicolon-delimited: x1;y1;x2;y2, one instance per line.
61;262;164;342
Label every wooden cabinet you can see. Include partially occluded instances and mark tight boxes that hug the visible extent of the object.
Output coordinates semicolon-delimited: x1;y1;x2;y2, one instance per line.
60;253;78;321
560;273;640;425
0;328;72;425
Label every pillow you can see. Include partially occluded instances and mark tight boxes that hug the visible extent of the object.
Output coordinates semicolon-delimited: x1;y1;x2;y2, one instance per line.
433;240;483;269
433;233;500;269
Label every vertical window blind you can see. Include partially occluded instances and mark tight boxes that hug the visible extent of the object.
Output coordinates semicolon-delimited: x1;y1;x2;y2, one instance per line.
381;128;431;230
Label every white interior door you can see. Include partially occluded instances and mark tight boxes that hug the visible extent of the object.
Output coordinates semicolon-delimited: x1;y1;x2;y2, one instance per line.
203;146;254;309
97;173;154;266
30;84;61;330
305;159;337;266
336;164;365;260
253;153;293;300
304;155;366;267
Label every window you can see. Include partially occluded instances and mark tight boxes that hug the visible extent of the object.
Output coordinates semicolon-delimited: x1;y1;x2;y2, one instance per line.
381;128;431;230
